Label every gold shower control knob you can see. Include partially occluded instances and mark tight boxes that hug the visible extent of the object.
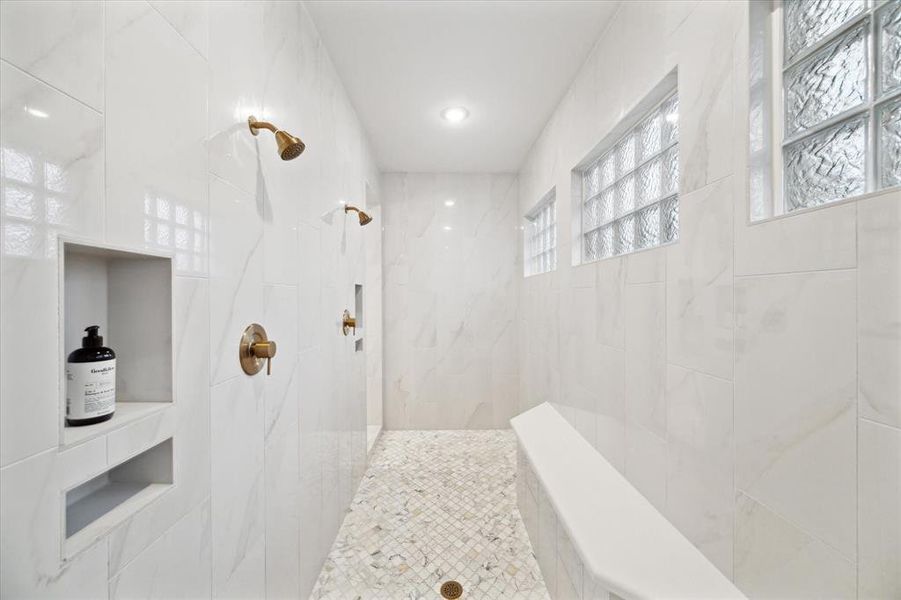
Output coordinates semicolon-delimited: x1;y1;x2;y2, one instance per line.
251;340;276;358
239;324;277;376
342;310;356;336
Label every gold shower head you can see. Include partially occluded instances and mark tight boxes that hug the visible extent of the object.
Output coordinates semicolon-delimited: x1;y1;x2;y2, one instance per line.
248;116;305;160
344;205;372;226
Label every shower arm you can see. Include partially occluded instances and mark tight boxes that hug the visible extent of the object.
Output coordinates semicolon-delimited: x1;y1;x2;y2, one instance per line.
248;119;279;135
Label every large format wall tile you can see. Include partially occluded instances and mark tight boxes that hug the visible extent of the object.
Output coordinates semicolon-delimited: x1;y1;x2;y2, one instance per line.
666;176;734;381
665;365;734;578
104;1;208;275
148;0;209;58
0;63;103;467
262;283;301;600
0;441;108;598
208;175;264;384
669;0;739;194
735;270;856;559
109;500;211;600
624;420;667;512
858;191;901;428
0;1;103;110
208;0;264;196
858;420;901;598
382;173;519;429
733;201;857;276
624;282;666;437
211;375;265;599
734;492;855;599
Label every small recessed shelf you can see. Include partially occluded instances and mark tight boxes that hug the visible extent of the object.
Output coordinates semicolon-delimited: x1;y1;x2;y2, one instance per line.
60;239;173;448
64;438;173;558
354;283;363;352
354;284;364;330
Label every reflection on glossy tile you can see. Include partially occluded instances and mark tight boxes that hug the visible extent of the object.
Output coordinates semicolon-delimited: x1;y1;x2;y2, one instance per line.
209;0;264;196
0;62;103;467
0;63;104;256
104;1;208;275
0;1;103;110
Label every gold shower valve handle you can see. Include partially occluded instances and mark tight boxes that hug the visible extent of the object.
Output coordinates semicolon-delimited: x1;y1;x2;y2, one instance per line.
240;323;277;376
251;340;276;375
342;310;356;336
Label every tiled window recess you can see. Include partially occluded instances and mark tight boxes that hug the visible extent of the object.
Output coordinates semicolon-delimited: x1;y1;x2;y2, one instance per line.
525;189;557;276
579;92;679;262
749;0;901;220
61;240;173;447
64;438;173;558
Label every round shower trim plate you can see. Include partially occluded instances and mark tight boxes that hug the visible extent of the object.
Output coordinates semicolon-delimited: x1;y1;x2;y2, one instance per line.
248;115;260;136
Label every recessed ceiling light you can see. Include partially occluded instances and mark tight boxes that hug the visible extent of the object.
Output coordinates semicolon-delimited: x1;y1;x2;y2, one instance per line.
443;225;452;231
441;106;469;123
444;199;456;207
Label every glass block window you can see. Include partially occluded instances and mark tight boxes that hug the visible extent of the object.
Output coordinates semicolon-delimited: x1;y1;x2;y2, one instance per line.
751;0;901;220
579;92;679;263
524;190;556;276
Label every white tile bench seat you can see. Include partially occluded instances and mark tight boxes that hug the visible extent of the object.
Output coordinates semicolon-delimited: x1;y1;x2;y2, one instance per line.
512;403;746;600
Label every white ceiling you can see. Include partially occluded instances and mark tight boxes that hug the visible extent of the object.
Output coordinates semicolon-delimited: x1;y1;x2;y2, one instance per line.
305;1;619;173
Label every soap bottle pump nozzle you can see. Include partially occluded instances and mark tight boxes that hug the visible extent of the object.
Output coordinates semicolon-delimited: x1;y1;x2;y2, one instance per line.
82;325;103;348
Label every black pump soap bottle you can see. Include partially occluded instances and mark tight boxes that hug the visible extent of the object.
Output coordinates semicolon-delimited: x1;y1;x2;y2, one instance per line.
66;325;116;426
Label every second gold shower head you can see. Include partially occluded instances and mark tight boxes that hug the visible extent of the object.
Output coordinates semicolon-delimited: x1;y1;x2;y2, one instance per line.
248;116;305;160
344;205;372;226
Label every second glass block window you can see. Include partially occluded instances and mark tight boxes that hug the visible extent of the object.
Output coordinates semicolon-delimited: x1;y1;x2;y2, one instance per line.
580;92;679;263
524;191;557;276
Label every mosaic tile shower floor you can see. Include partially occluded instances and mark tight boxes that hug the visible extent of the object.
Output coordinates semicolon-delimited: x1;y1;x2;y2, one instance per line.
310;430;549;600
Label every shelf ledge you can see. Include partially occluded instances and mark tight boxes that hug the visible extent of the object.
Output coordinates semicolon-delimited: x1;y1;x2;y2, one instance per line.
62;402;170;449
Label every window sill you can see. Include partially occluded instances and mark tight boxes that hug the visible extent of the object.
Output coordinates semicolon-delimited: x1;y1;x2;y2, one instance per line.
748;185;901;228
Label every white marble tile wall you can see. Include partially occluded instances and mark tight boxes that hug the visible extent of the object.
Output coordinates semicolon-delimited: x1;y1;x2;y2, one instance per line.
382;173;520;429
517;1;901;597
0;2;380;599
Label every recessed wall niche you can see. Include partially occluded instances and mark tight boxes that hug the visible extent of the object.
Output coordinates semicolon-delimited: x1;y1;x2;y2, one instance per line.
60;240;174;447
64;437;174;558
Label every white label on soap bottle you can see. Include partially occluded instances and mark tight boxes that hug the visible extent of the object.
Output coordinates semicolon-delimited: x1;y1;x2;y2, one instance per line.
66;360;116;419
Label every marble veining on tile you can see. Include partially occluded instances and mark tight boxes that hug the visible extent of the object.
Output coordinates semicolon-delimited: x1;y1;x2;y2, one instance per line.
311;430;548;600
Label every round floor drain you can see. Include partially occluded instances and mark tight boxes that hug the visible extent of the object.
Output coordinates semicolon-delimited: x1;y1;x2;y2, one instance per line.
440;580;463;599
